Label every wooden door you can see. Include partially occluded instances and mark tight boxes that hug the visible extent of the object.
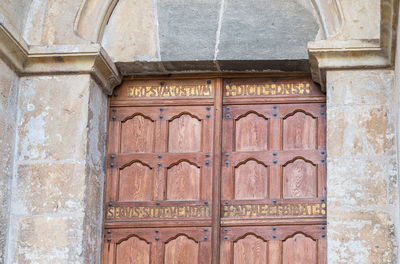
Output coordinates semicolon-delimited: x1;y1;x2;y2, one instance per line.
220;78;326;263
102;76;326;263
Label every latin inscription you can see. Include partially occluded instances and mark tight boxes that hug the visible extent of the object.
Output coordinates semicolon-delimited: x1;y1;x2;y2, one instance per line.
107;205;210;219
223;203;326;218
225;82;311;97
127;84;213;98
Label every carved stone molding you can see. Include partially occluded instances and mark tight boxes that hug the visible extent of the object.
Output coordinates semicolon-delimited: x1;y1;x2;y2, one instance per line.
0;19;121;95
308;0;398;91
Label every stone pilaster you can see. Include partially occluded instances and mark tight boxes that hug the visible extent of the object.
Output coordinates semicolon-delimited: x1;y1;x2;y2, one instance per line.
7;75;108;263
326;70;397;262
0;19;120;263
0;57;19;264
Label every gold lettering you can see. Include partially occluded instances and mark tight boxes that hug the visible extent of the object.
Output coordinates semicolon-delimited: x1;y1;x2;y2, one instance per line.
298;83;304;94
305;83;311;94
223;81;314;97
107;207;114;218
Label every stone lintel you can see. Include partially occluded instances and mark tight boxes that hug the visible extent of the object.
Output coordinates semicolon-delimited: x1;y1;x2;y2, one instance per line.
308;0;398;91
0;22;121;95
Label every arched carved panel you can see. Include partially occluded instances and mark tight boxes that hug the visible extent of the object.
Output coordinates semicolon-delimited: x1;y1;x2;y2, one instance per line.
283;159;317;198
119;162;153;201
283;233;317;264
235;113;268;151
234;234;267;264
283;111;316;150
116;236;150;264
164;235;199;264
167;161;200;200
121;114;154;153
168;114;202;153
234;160;268;200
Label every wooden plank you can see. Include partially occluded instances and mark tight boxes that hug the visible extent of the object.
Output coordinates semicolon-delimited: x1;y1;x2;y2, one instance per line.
211;78;223;264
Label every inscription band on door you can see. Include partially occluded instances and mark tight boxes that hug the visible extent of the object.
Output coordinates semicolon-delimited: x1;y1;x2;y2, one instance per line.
103;76;327;264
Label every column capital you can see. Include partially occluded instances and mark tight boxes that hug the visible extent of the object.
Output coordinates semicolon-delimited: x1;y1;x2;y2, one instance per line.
0;19;121;95
308;0;398;91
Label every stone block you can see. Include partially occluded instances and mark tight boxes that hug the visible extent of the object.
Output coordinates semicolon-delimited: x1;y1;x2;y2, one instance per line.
327;105;395;158
0;0;33;35
38;0;86;45
17;75;91;162
327;157;397;209
335;0;380;40
15;163;86;215
217;0;319;60
16;216;85;263
327;210;396;263
326;70;394;106
102;0;158;62
217;59;310;72
158;0;220;61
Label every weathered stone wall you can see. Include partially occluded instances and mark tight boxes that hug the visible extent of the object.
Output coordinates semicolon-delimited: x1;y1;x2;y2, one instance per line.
6;75;106;263
326;70;398;263
0;58;19;264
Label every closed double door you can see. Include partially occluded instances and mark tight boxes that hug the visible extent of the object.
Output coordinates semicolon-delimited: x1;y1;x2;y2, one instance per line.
102;76;327;263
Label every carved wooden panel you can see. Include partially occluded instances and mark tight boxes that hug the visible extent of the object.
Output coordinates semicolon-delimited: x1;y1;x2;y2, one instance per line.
233;234;267;264
235;113;268;151
283;111;317;150
116;236;150;264
167;161;200;200
234;160;268;200
168;114;202;153
165;235;199;264
119;162;153;201
283;233;317;264
283;158;317;198
121;114;155;153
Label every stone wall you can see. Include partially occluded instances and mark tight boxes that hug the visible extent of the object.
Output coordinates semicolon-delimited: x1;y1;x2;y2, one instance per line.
0;58;19;264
